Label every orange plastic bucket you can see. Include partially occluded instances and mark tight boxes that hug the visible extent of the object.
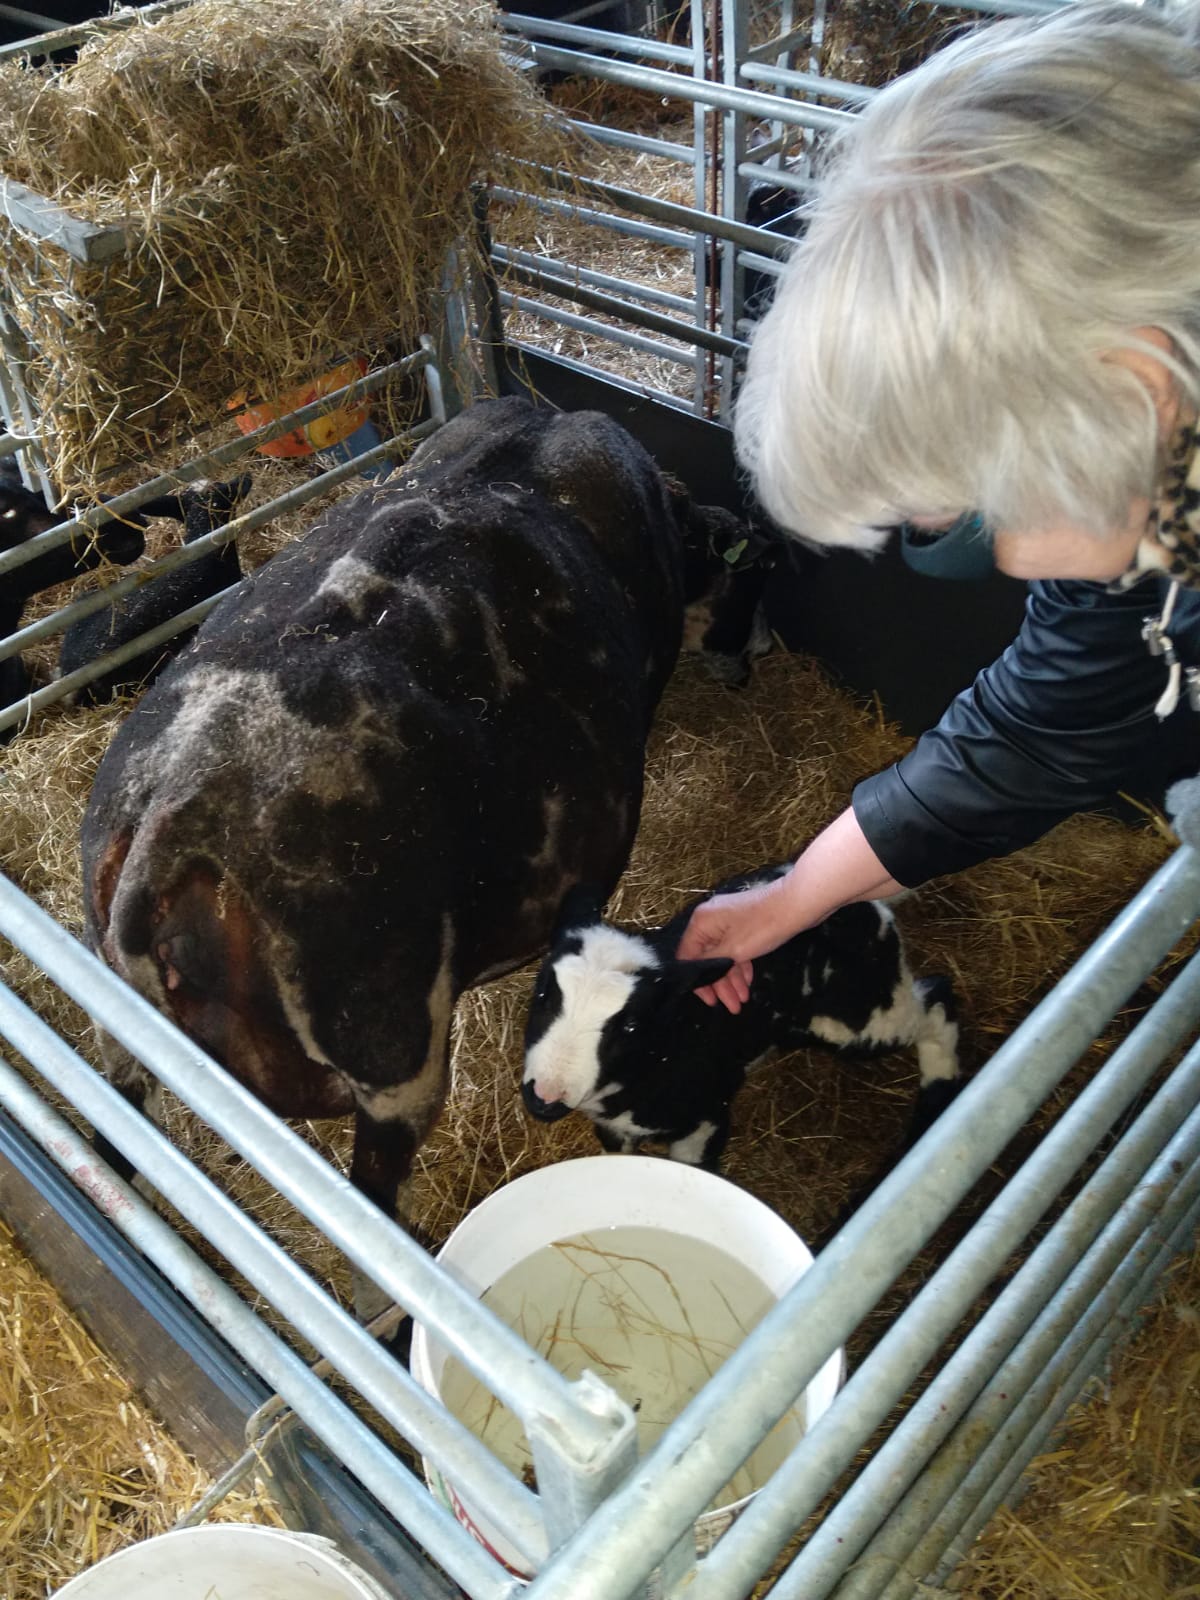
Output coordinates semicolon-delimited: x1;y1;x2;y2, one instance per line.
229;359;371;459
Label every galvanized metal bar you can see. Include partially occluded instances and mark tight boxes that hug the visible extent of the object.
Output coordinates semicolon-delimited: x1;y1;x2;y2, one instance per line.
770;1024;1200;1600
568;120;696;165
0;411;439;733
492;244;694;313
741;21;814;65
741;129;789;164
0;0;189;57
0;583;239;734
922;0;1062;14
0;350;428;579
547;1;619;22
499;291;696;368
865;1153;1200;1596
493;185;695;251
716;0;748;418
735;160;814;197
738;60;877;103
419;332;450;430
0;1052;522;1600
885;1150;1200;1599
689;0;710;417
769;0;813;187
734;249;786;280
0;875;632;1466
0;305;54;506
516;844;1200;1600
500;259;745;357
925;1192;1200;1590
0;178;131;265
0;978;548;1566
503;10;695;65
523;164;801;256
523;43;858;133
685;946;1200;1600
0;5;71;34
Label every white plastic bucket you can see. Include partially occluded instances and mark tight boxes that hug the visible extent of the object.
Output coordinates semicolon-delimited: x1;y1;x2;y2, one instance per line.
411;1154;844;1577
53;1525;392;1599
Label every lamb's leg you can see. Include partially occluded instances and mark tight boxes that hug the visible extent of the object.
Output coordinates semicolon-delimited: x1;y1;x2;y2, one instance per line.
594;1120;640;1154
828;969;961;1147
812;976;963;1245
668;1115;730;1170
906;975;962;1143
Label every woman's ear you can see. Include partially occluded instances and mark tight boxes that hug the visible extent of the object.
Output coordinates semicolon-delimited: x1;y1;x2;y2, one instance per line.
1113;326;1188;443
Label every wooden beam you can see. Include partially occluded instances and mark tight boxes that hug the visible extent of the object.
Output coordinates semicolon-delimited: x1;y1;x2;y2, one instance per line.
0;177;131;264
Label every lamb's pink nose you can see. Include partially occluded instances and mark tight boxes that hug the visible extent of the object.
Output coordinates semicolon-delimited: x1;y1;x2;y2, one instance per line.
522;1078;572;1122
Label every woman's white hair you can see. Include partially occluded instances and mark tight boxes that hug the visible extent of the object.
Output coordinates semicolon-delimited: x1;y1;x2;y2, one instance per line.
733;1;1200;550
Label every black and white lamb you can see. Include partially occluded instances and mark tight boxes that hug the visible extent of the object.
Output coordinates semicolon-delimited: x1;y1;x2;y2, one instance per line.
522;863;961;1170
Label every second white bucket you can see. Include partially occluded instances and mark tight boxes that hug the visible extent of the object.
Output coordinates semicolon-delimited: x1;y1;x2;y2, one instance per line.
410;1154;844;1577
52;1525;392;1599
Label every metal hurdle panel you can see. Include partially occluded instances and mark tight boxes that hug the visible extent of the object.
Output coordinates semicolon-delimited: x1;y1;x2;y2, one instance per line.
493;0;1066;420
3;3;1199;1598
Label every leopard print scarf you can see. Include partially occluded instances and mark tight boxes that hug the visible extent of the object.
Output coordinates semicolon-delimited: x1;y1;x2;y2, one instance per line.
1109;420;1200;591
1108;420;1200;717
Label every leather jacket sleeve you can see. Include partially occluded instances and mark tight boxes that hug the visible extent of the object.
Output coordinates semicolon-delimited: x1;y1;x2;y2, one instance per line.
852;577;1198;887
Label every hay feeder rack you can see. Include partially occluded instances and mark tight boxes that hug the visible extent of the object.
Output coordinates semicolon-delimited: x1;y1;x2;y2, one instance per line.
3;2;1200;1598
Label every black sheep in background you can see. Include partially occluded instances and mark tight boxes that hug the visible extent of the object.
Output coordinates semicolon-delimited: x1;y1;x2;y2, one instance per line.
0;455;146;734
59;475;253;705
742;181;807;322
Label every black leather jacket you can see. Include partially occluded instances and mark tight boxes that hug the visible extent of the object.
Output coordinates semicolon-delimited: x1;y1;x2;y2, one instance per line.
853;575;1200;887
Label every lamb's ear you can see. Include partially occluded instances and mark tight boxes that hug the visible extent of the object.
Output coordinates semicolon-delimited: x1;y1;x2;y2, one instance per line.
656;957;735;999
552;882;607;941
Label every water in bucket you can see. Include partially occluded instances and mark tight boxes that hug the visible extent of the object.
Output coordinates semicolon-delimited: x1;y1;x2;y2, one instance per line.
438;1224;804;1508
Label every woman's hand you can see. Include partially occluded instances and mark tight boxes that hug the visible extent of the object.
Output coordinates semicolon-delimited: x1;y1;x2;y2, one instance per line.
676;880;791;1011
675;805;905;1013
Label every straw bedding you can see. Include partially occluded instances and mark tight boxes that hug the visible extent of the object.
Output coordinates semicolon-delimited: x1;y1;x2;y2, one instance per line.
0;0;552;492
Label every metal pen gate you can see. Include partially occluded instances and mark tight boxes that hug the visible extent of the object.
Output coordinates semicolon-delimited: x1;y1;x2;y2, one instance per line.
2;2;1197;1597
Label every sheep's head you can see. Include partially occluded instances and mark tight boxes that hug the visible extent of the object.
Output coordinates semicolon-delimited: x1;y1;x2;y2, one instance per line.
521;885;730;1124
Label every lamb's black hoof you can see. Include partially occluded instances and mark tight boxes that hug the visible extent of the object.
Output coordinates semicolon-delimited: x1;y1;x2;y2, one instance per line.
903;1076;966;1150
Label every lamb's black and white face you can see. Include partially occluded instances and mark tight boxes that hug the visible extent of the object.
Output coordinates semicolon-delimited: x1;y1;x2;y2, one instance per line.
522;923;661;1121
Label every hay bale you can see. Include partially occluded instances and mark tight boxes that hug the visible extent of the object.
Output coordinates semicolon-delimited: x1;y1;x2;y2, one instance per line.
0;0;553;491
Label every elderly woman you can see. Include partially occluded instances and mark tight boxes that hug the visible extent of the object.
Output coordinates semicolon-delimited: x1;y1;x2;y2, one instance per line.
680;0;1200;1011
